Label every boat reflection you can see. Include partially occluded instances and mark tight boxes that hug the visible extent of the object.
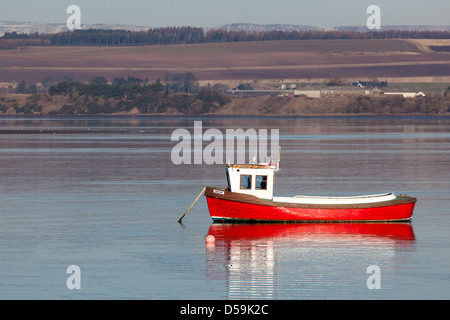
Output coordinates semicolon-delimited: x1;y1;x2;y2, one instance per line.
205;222;415;299
207;222;415;243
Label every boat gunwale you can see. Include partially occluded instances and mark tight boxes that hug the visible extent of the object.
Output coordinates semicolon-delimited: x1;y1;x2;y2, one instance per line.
210;217;413;223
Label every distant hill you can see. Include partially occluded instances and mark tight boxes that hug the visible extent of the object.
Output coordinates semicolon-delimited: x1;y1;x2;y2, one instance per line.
334;25;450;32
0;21;149;36
2;21;450;37
209;23;450;33
209;23;321;32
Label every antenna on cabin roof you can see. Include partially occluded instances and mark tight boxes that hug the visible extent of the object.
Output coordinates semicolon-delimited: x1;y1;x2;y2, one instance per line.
277;146;281;169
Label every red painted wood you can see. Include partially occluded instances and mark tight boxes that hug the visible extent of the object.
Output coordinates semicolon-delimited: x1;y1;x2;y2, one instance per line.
206;196;415;222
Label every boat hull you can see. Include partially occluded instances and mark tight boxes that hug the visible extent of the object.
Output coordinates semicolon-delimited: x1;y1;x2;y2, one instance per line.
205;187;416;222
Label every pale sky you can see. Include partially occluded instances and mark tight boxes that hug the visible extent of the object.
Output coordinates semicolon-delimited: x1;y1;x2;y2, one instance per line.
1;0;449;28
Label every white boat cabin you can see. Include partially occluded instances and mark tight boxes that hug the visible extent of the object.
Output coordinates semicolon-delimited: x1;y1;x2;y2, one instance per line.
225;163;397;204
226;163;279;200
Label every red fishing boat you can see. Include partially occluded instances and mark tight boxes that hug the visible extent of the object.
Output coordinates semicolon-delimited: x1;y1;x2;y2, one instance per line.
205;152;416;222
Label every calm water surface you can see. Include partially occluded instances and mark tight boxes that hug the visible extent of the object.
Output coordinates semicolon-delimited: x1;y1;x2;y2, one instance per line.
0;115;449;299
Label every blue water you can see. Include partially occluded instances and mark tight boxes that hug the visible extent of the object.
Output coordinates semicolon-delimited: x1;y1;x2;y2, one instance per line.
0;115;449;299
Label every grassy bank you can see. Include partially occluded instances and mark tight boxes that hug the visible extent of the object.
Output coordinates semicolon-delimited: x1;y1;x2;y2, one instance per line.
1;90;449;116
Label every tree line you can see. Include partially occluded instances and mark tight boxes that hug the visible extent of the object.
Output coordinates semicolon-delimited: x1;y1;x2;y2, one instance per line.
2;27;450;49
44;75;230;114
3;81;450;115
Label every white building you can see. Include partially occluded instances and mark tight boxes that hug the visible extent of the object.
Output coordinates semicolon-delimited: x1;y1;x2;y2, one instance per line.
383;91;426;98
293;90;321;98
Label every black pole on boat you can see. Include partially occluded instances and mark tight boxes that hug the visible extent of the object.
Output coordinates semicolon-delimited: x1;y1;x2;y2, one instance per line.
178;187;206;223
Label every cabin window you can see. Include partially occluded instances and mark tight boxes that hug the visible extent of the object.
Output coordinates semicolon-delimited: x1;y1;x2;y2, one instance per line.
256;175;268;190
240;175;252;189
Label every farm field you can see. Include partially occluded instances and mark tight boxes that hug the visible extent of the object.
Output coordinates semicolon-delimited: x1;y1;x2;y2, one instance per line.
1;39;450;83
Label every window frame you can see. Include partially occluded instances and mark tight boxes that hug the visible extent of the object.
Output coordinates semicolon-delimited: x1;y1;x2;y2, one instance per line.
255;175;268;190
240;174;252;190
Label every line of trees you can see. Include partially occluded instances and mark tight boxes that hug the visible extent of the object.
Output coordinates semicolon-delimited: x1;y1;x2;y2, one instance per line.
3;81;450;115
2;27;450;48
45;75;230;114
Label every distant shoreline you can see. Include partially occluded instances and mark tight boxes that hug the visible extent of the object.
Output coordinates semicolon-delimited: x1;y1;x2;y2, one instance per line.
1;113;449;119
